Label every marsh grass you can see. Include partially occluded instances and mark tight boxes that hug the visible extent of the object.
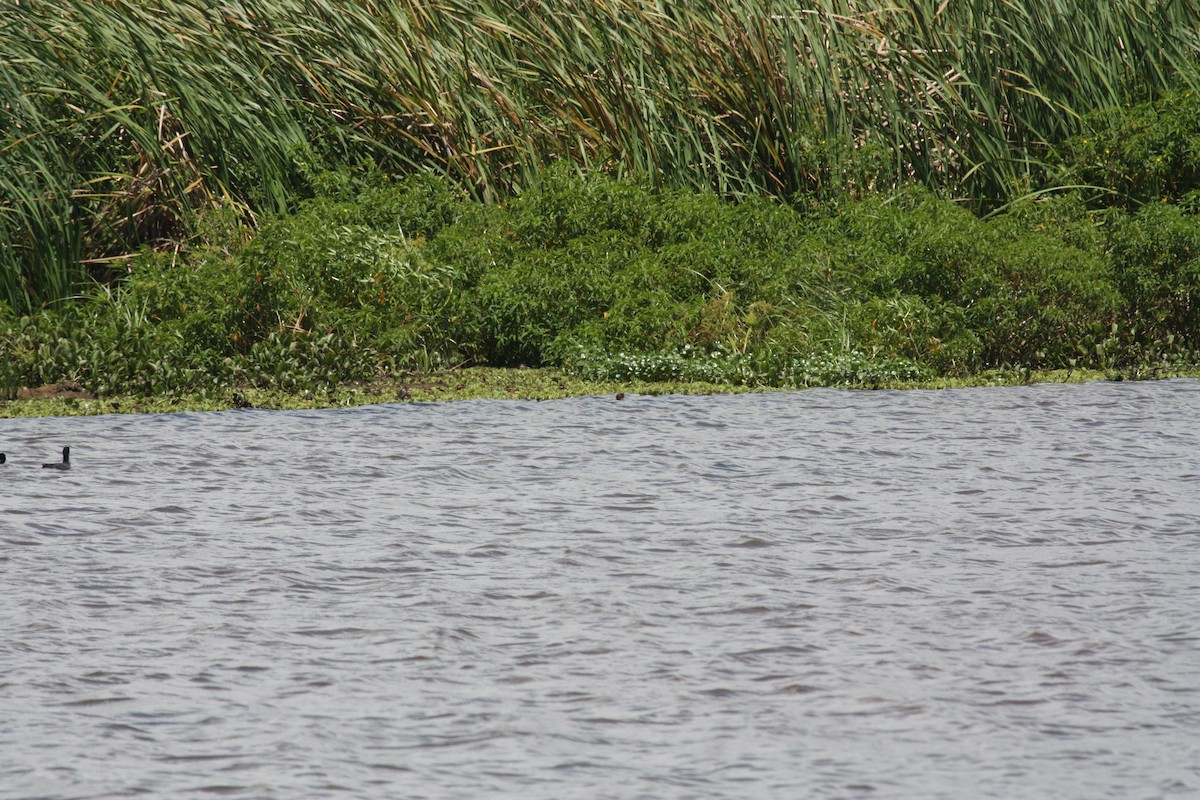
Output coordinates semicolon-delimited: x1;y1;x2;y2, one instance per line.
4;0;1200;311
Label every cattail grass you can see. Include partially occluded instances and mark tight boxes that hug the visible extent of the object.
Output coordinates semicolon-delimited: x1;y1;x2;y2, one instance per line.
3;0;1199;313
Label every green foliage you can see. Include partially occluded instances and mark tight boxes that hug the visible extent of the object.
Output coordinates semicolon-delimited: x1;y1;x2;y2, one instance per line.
842;296;981;376
2;170;1199;400
1063;88;1200;206
509;167;656;249
1104;204;1200;345
0;174;470;395
828;190;1124;369
570;345;931;388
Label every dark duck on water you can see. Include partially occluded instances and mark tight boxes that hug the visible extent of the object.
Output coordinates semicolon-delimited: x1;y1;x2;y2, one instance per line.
42;446;70;470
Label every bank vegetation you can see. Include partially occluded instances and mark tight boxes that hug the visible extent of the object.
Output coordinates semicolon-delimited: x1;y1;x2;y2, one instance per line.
3;0;1200;406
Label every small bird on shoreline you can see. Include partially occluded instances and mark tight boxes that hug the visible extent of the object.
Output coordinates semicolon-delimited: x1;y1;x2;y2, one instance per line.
42;446;70;470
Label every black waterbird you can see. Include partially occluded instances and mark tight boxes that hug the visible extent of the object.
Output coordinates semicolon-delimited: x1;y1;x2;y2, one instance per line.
42;447;70;470
0;453;6;464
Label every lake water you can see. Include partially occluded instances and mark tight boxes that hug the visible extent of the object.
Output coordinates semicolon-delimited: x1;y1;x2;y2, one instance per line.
2;380;1199;799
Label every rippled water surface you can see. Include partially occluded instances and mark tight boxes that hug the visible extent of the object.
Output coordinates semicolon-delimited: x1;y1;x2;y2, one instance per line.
2;380;1199;799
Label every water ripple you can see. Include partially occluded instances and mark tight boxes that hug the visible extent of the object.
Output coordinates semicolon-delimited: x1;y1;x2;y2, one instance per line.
2;380;1199;798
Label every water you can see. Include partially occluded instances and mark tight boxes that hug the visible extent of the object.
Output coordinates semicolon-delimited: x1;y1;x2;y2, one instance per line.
2;380;1199;799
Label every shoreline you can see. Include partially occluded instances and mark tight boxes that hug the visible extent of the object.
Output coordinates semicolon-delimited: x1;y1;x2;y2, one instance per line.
3;366;1196;419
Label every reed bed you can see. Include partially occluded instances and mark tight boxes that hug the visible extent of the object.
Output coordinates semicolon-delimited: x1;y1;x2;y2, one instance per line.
3;0;1199;313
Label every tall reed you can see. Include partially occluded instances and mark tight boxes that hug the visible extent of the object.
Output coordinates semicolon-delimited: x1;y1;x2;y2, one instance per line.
3;0;1199;313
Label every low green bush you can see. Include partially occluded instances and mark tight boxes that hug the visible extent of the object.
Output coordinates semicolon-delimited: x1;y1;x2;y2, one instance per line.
1063;88;1200;207
1104;203;1200;345
3;169;1198;399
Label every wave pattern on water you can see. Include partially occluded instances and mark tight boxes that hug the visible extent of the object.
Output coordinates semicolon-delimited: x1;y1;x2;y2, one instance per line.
2;381;1199;799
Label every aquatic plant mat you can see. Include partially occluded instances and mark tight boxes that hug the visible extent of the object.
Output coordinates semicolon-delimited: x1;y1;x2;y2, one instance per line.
5;366;1199;418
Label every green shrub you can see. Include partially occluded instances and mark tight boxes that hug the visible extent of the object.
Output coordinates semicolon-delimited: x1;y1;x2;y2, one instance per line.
510;168;655;249
5;168;1199;400
1063;88;1200;206
1104;203;1200;348
467;230;659;365
843;296;981;375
